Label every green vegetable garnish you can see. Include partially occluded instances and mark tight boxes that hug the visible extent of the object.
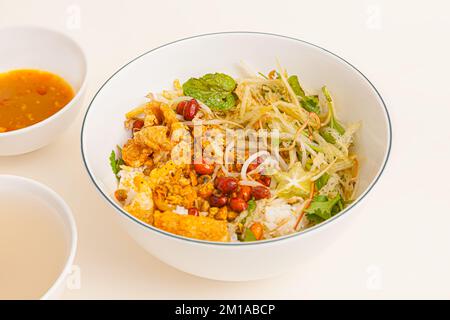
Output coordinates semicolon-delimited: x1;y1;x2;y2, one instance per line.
182;73;237;111
240;199;257;226
315;173;330;190
319;128;336;144
109;149;124;180
243;228;257;242
305;194;341;222
288;75;305;97
247;199;256;213
330;115;345;135
322;86;345;135
288;75;320;114
300;95;320;114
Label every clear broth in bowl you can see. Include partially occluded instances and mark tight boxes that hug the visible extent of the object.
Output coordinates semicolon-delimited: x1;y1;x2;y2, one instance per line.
0;192;67;299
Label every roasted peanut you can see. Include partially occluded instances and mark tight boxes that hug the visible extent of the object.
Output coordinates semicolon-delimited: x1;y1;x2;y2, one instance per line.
194;162;215;175
132;119;144;133
183;99;200;120
237;185;252;202
251;186;271;200
229;197;248;212
258;176;271;187
209;194;228;207
215;177;238;194
114;189;127;202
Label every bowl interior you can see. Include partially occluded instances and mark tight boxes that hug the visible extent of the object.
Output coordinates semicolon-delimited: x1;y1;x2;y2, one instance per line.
82;33;390;240
0;26;87;93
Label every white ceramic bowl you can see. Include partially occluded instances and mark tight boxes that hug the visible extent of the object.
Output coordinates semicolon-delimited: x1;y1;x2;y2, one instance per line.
0;175;77;299
0;26;87;156
82;32;391;281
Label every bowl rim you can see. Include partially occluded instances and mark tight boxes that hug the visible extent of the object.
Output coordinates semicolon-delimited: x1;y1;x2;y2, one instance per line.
0;25;88;137
81;31;392;247
0;174;78;299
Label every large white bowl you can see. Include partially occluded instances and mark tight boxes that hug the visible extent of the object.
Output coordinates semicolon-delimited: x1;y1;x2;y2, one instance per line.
0;26;87;156
82;32;391;281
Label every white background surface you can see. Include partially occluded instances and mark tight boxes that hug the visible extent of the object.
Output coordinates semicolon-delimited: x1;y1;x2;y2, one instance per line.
1;0;449;299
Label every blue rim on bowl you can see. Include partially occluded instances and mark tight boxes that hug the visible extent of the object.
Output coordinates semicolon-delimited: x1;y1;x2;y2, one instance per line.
81;31;392;246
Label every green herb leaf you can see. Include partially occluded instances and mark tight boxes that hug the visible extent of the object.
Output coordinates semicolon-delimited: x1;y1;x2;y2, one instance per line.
109;149;124;180
305;194;341;221
243;228;257;242
288;75;320;114
300;95;320;114
322;86;345;135
332;197;344;215
288;75;305;97
247;199;256;213
319;128;336;144
315;173;330;191
330;117;345;135
182;73;237;111
305;213;324;225
241;199;257;226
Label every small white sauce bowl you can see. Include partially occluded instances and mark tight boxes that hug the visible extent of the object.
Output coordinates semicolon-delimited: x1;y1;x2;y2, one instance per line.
0;26;88;156
0;175;78;300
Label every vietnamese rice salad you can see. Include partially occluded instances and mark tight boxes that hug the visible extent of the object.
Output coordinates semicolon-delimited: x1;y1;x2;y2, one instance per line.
109;64;360;242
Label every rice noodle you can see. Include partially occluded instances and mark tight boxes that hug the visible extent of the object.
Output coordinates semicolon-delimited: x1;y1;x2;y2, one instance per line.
221;164;240;178
239;180;266;187
311;159;337;181
180;119;243;128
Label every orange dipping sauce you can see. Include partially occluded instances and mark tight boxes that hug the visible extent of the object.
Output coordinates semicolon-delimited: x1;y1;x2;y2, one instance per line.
0;69;75;133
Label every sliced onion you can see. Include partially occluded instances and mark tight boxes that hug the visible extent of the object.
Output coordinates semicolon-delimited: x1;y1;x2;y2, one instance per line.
239;180;266;187
221;164;240;178
196;100;213;115
241;151;271;181
211;164;221;181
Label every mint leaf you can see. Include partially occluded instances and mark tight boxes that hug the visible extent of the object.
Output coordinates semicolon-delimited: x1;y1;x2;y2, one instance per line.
182;73;237;111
